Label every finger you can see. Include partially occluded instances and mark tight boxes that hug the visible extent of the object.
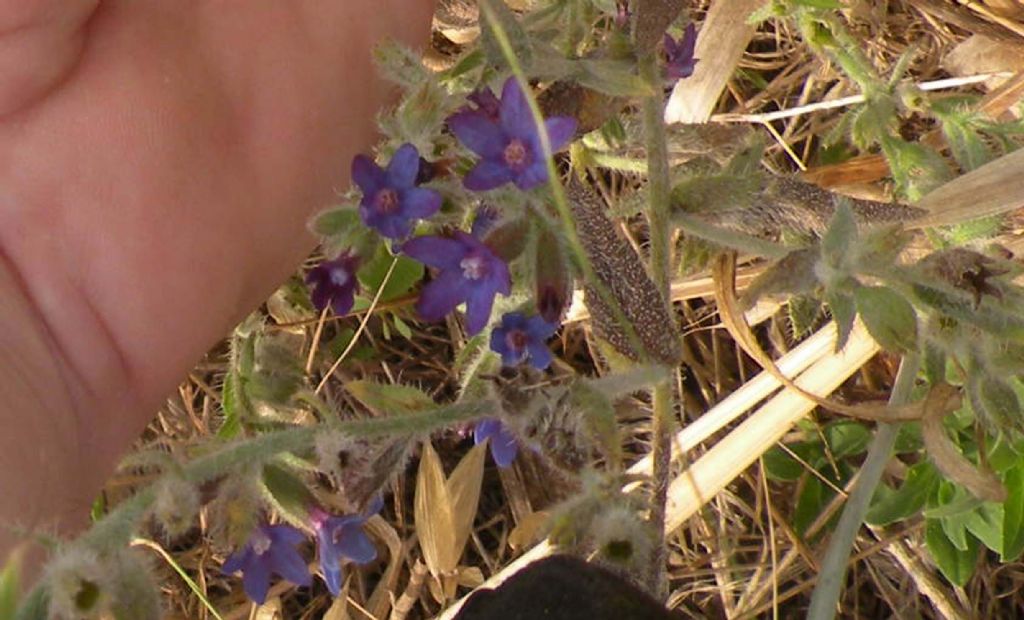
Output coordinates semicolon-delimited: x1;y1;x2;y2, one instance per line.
0;0;99;116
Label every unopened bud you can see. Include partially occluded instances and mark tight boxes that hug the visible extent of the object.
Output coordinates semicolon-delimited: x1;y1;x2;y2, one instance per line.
151;475;200;540
45;547;108;619
534;227;573;324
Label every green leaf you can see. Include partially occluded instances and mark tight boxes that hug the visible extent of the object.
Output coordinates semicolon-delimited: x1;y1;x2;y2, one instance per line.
793;0;843;8
479;0;533;70
570;381;622;468
925;519;979;586
977;375;1021;430
358;251;425;303
575;59;656;98
821;202;858;270
867;461;939;526
346;380;435;415
855;286;918;354
794;475;833;536
788;295;821;339
312;207;361;238
824;420;871;459
1002;465;1024;560
926;483;982;519
763;444;814;481
392;314;413;340
263;464;316;525
218;371;242;439
963;502;1004;554
941;512;970;551
825;290;857;352
738;249;819;309
373;39;431;88
0;551;20;620
922;343;947;386
13;586;48;620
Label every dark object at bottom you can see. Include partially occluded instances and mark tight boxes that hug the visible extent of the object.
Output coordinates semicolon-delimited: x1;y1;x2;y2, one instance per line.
454;554;681;620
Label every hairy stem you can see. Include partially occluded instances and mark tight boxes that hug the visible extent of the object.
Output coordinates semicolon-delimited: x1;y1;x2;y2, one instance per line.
638;46;677;594
25;399;498;614
807;354;919;620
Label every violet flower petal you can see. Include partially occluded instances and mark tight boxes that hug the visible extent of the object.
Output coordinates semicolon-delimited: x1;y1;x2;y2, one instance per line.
241;561;272;605
334;528;377;565
499;77;533;139
490;425;519;468
464;160;517;191
386;143;421;188
526;341;554;370
513;162;549;191
402;235;465;270
474;418;502;445
401;187;442;219
448;111;506;158
269;545;314;589
544;117;578;152
351;155;386;197
416;270;473;321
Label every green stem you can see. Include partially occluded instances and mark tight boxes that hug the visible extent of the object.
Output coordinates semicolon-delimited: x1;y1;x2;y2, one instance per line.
638;45;676;595
25;399;497;614
806;354;919;620
639;56;672;298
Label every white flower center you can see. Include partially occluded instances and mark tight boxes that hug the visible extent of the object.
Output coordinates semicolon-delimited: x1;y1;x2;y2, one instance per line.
251;529;272;556
460;256;486;280
329;267;350;287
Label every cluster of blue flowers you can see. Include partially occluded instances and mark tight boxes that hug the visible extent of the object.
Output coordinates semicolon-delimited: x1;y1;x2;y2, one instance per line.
223;499;381;604
235;33;703;605
306;78;576;473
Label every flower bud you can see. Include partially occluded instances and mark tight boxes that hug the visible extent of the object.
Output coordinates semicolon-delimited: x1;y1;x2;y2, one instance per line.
45;547;108;619
534;226;573;324
151;475;200;540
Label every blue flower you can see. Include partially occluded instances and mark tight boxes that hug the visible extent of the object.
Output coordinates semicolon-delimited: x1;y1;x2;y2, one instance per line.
463;87;501;121
447;77;577;192
352;143;442;239
474;418;519;468
402;231;511;335
490;312;558;370
310;497;383;598
222;524;311;605
664;24;699;80
306;252;360;315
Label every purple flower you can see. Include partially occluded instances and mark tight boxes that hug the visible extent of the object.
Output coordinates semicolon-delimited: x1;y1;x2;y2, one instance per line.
490;312;558;370
475;418;519;468
310;497;383;597
306;252;360;315
664;24;699;80
463;87;502;121
402;231;511;335
447;77;577;192
222;524;311;605
352;143;442;239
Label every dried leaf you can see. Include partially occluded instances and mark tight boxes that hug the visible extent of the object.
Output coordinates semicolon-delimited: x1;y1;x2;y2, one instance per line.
712;252;922;422
456;566;485;588
446;442;487;565
415;442;458;579
922;383;1007;502
509;511;551;551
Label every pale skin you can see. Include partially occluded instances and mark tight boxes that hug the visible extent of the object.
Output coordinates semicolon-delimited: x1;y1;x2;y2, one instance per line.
0;0;435;568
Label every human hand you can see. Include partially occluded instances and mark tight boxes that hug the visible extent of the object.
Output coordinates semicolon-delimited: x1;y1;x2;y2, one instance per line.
0;0;433;557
